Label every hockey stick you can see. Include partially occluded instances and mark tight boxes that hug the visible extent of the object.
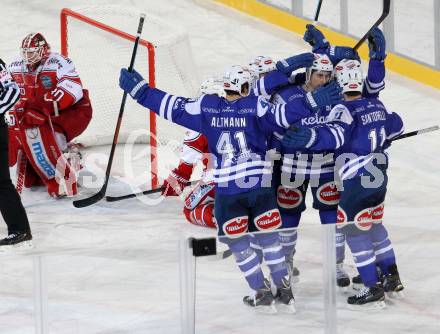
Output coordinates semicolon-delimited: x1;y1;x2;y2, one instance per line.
353;0;390;51
105;180;199;202
391;125;439;142
313;0;324;24
73;13;146;208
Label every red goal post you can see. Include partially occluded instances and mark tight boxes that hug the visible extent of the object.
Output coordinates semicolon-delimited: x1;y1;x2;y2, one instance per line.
61;8;159;189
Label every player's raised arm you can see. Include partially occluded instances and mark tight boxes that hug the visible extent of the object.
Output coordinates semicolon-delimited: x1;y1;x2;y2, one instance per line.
364;27;387;97
119;68;203;132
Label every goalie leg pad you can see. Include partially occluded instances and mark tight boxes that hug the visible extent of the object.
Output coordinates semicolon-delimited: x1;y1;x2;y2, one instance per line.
17;124;77;197
184;182;215;210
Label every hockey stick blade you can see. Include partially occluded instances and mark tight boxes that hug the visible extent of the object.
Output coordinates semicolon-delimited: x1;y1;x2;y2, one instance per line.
105;186;164;202
391;125;439;142
73;190;105;208
105;180;199;202
72;13;146;209
353;0;390;51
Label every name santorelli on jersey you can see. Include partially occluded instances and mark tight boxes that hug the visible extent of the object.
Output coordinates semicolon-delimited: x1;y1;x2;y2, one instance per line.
361;110;386;125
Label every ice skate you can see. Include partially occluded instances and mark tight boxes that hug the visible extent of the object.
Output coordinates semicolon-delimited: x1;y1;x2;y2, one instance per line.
383;264;405;299
0;232;33;251
347;283;386;310
275;277;296;314
336;262;350;292
243;279;277;314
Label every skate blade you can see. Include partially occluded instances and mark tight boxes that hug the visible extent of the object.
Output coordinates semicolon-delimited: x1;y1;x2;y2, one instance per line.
352;282;364;291
386;290;405;299
276;302;296;314
255;303;277;314
0;241;34;253
347;300;386;311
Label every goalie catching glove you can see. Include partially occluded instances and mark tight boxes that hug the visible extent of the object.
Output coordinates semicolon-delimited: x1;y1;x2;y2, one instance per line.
19;95;57;128
162;161;194;196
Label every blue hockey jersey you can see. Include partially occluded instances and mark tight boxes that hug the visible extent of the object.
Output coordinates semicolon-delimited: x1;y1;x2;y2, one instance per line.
135;86;314;194
251;70;290;98
271;58;386;180
272;85;335;179
306;97;404;181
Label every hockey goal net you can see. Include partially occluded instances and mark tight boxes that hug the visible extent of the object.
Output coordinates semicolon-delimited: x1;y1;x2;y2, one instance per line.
60;6;201;188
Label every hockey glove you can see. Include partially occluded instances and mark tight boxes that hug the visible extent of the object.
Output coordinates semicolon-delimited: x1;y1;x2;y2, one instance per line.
303;24;330;52
119;68;149;100
161;162;194;196
328;46;360;64
282;125;317;150
368;27;386;61
305;81;343;111
20;98;53;128
276;53;315;75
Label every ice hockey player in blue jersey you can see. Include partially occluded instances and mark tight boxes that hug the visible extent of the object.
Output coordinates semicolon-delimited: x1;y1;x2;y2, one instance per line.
271;54;337;282
119;61;342;313
284;25;389;289
282;60;405;309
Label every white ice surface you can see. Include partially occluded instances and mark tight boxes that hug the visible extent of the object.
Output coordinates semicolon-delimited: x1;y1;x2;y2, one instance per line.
1;1;440;333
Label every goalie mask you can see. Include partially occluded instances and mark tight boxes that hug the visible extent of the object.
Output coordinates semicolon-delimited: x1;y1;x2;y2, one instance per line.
21;33;50;67
223;65;253;97
334;59;364;94
199;77;226;97
249;56;276;78
306;53;333;83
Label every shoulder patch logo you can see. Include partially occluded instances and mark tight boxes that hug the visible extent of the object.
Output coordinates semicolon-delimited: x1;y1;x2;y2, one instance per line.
40;75;53;89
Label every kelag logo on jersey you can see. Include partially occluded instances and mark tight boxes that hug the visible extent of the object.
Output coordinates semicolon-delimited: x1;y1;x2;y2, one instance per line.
301;113;327;126
40;76;53;89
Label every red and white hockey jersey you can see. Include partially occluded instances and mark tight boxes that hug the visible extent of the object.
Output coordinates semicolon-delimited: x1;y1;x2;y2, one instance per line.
178;129;213;183
8;52;83;110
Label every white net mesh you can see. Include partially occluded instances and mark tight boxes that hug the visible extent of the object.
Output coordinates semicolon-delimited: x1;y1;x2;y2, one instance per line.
62;5;201;148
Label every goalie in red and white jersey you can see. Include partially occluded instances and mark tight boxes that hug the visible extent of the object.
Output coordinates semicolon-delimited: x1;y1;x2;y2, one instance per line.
7;32;93;198
160;77;225;228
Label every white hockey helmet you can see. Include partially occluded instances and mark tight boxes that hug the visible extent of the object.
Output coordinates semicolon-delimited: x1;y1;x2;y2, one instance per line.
249;56;276;76
334;59;364;94
306;53;333;82
223;65;253;97
199;77;226;97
